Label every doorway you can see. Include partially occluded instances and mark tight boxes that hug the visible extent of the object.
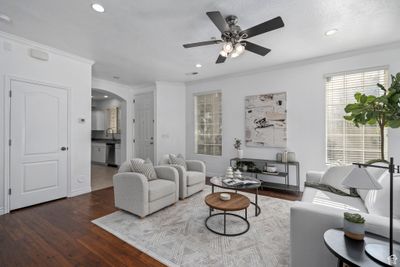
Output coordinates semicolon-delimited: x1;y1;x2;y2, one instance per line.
91;89;126;191
134;92;155;163
9;78;69;210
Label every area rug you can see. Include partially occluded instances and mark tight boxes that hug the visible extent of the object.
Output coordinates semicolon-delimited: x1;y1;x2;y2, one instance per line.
92;186;292;267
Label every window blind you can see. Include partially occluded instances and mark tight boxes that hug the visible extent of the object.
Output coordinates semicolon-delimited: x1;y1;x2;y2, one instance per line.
194;92;222;156
325;68;388;164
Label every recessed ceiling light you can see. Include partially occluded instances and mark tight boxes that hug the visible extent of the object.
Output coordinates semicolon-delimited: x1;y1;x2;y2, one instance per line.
91;3;105;13
0;14;12;23
104;95;108;98
325;29;338;36
195;64;202;68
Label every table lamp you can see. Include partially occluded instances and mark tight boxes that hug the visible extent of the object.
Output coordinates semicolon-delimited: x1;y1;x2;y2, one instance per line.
342;157;399;266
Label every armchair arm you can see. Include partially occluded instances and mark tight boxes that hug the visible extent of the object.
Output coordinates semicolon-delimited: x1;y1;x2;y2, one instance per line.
305;171;324;183
186;160;206;173
113;172;148;217
290;201;400;267
167;165;187;199
154;166;179;201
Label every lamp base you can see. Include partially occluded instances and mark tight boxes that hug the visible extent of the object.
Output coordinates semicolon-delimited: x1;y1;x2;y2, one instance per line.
365;244;400;266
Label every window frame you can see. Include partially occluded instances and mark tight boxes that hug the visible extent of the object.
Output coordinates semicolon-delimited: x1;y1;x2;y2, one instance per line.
193;90;222;157
324;66;389;165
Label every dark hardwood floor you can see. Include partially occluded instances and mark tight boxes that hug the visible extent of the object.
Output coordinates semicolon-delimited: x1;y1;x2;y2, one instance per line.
0;182;301;267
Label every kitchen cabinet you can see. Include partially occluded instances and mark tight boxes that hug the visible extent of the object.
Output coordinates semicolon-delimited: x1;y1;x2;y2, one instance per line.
91;143;106;163
92;110;105;131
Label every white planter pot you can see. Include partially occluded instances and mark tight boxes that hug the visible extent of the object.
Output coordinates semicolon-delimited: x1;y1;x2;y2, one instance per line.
237;149;243;159
343;219;365;240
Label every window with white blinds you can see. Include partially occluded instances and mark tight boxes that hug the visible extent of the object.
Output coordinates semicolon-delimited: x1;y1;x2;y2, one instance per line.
326;68;388;164
194;92;222;156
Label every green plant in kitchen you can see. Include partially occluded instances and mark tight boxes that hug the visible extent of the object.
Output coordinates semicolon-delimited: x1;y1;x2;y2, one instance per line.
344;72;400;163
344;212;365;224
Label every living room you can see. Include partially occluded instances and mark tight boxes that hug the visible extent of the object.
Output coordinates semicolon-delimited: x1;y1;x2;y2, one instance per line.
1;1;400;266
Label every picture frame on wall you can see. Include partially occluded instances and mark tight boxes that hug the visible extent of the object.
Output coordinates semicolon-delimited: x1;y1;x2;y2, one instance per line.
245;92;287;148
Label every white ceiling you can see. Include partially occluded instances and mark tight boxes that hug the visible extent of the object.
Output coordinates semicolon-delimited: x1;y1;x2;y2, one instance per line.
1;0;400;86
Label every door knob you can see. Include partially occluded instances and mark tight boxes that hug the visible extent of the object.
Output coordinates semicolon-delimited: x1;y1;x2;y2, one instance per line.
61;147;67;151
150;142;154;145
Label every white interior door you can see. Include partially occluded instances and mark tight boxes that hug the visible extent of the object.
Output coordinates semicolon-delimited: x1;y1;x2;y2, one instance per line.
9;79;68;210
134;93;154;162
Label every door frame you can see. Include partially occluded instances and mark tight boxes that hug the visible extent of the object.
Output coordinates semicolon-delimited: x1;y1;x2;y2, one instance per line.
3;75;71;214
133;91;156;163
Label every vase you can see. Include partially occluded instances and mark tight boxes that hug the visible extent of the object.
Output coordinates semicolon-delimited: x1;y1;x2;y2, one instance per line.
237;149;243;159
343;219;365;240
287;152;296;162
282;151;288;163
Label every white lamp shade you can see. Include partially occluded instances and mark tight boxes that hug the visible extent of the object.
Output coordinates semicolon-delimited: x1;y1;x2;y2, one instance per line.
342;167;383;190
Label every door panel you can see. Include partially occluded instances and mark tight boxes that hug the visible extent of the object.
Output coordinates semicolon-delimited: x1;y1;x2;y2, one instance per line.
134;93;154;162
10;79;68;210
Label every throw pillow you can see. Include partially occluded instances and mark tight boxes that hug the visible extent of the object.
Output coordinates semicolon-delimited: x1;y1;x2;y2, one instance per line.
169;154;187;169
364;172;400;219
130;158;158;181
320;165;353;195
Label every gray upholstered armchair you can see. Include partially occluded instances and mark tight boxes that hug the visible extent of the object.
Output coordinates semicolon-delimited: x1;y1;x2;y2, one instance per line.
113;160;179;218
159;154;206;199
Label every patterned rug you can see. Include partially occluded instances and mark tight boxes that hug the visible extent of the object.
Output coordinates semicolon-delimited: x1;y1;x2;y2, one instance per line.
92;186;292;267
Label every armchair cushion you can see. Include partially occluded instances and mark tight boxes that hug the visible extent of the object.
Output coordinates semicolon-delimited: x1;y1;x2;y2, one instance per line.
169;154;187;169
320;165;353;195
148;179;176;202
187;171;205;186
130;158;158;181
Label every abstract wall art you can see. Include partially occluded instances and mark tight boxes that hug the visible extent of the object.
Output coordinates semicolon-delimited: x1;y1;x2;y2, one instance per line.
245;92;287;148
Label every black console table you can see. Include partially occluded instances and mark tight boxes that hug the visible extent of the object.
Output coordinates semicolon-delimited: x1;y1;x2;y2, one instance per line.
230;157;300;193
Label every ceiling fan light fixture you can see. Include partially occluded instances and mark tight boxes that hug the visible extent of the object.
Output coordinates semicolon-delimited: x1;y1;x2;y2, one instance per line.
235;43;245;54
223;42;233;53
219;50;228;57
230;51;239;58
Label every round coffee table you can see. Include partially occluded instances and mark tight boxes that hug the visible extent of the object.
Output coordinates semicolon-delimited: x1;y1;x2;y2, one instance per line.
204;192;250;236
209;176;261;216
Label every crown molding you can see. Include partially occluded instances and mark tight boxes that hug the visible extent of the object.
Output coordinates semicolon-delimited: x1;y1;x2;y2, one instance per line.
0;31;95;65
186;41;400;85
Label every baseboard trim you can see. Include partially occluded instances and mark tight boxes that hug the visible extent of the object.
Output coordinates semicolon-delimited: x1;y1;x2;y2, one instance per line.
0;207;4;216
69;186;92;197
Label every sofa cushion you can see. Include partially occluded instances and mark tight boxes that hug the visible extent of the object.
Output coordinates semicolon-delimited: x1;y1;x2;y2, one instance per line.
302;187;367;213
365;172;400;219
187;171;204;186
148;179;175;202
320;165;353;195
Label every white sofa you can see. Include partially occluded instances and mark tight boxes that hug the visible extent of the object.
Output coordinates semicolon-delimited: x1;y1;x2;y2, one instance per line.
113;161;179;218
159;154;206;199
290;166;400;267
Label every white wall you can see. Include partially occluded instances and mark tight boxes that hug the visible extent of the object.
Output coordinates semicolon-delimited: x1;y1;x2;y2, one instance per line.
186;45;400;189
0;32;93;214
155;81;186;163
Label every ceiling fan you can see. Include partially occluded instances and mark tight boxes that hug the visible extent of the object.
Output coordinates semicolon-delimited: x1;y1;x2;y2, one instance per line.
183;11;285;64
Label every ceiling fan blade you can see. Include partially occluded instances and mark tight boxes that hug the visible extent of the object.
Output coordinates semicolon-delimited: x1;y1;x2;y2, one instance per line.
243;41;271;56
183;40;222;48
216;55;227;64
206;11;230;33
241;16;284;39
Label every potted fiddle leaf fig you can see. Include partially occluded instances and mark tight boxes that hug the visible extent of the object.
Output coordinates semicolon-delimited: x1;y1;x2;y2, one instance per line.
344;212;365;240
344;72;400;163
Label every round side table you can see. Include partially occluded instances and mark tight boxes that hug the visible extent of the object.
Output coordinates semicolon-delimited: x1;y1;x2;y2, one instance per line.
324;228;400;267
204;192;250;236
